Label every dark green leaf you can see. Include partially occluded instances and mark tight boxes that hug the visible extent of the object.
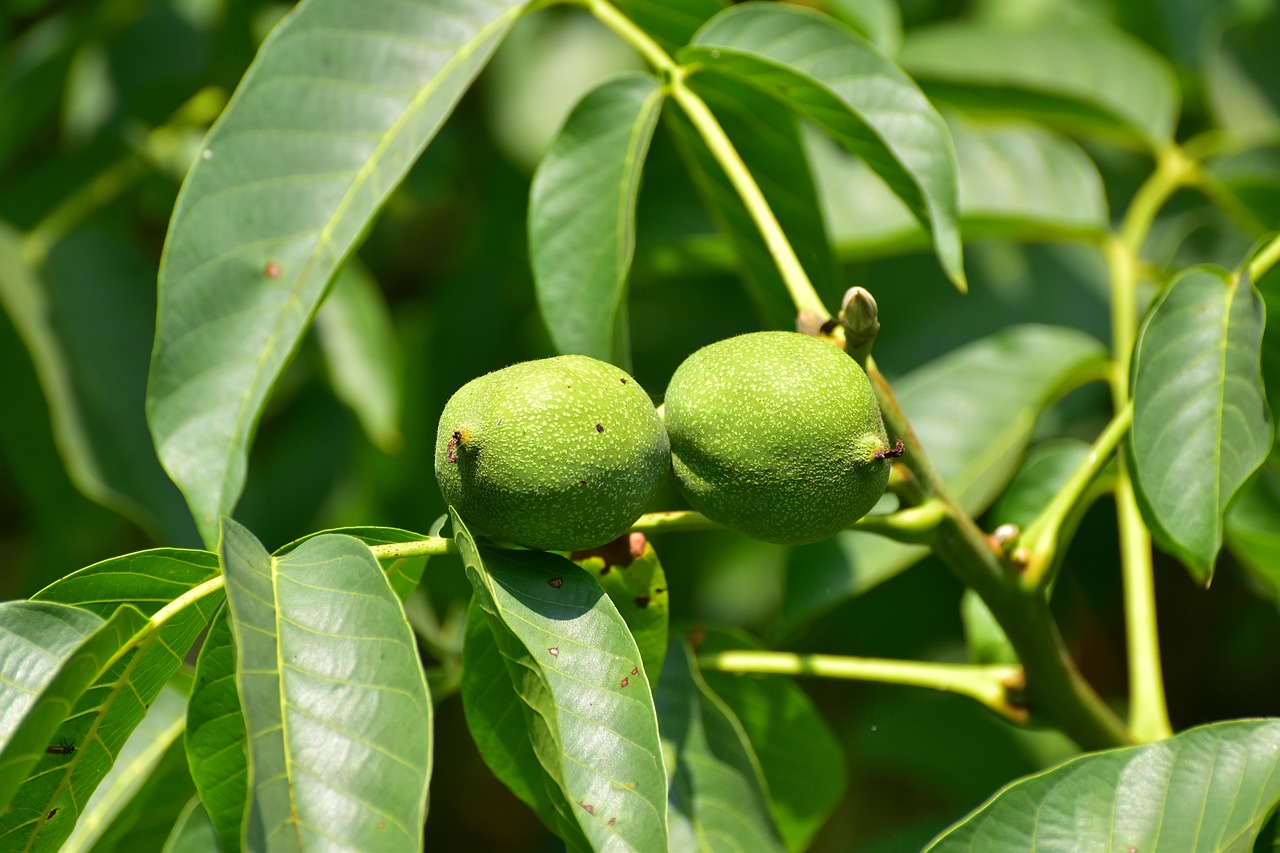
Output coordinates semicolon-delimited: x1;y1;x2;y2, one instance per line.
988;439;1093;530
1226;465;1280;597
220;519;432;851
683;2;965;289
784;325;1108;628
926;719;1280;851
452;510;668;851
899;20;1179;149
1206;9;1280;141
530;73;664;367
572;534;670;689
315;259;404;454
162;799;219;853
666;69;840;327
186;605;245;853
657;639;783;852
147;0;529;547
611;0;727;53
1131;267;1273;583
62;685;191;852
697;628;845;852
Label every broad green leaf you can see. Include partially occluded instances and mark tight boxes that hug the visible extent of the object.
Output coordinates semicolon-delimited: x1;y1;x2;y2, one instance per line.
988;438;1093;530
656;639;783;853
147;0;529;547
1131;267;1273;583
899;20;1179;150
452;510;668;852
185;605;245;853
162;799;219;853
665;69;841;328
460;601;587;847
315;259;404;454
611;0;727;53
1206;10;1280;141
530;72;664;367
1205;148;1280;232
274;525;434;602
697;628;845;852
784;325;1108;628
683;2;966;289
813;117;1108;260
823;0;901;56
1226;466;1280;597
219;519;432;852
926;719;1280;851
3;550;220;850
572;533;670;689
62;685;190;852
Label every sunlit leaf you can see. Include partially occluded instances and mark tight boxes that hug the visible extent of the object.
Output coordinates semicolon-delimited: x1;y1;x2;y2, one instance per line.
147;0;530;546
530;72;664;367
220;520;432;851
926;719;1280;851
682;2;965;289
275;525;434;602
453;510;668;851
1130;267;1272;583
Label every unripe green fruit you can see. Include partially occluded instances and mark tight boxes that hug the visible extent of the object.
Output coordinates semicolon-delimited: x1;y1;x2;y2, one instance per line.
663;331;892;545
434;355;669;552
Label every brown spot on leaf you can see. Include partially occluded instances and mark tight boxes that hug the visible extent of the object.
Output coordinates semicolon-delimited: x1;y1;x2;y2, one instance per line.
634;596;650;609
548;647;559;657
620;677;629;688
582;803;595;815
608;817;617;826
631;667;638;675
548;577;563;589
263;261;283;279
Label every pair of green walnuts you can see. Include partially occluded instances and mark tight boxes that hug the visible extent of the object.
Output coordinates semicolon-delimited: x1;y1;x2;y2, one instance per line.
434;331;895;551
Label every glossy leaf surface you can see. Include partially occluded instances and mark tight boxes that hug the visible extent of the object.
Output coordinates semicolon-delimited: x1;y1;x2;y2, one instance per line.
927;719;1280;851
220;519;432;852
453;510;668;852
683;2;965;288
147;0;528;546
1131;267;1272;582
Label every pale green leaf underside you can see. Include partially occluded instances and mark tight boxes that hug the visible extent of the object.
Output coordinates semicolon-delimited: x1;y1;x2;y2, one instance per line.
927;719;1280;851
220;520;432;852
784;325;1107;627
683;2;965;289
899;20;1179;149
452;510;669;852
1131;267;1272;582
147;0;527;547
531;72;664;367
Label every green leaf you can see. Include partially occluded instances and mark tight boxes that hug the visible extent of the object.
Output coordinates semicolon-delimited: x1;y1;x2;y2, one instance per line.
683;2;966;289
1130;267;1273;583
314;259;404;454
696;628;845;853
219;519;432;852
656;639;783;852
571;533;670;689
1206;10;1280;142
530;72;664;367
926;719;1280;851
988;438;1093;530
147;0;529;547
1226;466;1280;597
274;525;434;603
610;0;727;54
899;20;1179;150
823;0;901;56
814;117;1108;260
162;798;219;853
3;550;220;850
62;685;191;852
186;605;246;853
452;509;668;851
783;325;1108;628
665;69;839;327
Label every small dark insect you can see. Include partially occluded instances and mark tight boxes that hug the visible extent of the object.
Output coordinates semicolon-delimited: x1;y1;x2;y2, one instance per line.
548;576;563;589
634;596;650;609
45;738;75;756
46;809;58;820
873;439;906;461
620;378;627;384
595;423;604;433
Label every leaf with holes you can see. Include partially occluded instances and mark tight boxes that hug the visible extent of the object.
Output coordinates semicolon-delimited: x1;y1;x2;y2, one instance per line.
219;519;432;851
147;0;530;546
452;509;668;852
926;719;1280;851
1130;267;1272;583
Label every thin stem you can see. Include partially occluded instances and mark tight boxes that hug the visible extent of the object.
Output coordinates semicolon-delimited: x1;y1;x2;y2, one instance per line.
581;0;674;73
1021;403;1134;591
23;158;145;266
632;503;947;544
698;649;1027;722
369;538;455;560
1247;233;1280;283
1119;144;1199;258
99;575;226;676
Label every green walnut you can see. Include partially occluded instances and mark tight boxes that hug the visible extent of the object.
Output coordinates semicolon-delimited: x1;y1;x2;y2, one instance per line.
434;355;669;552
663;331;894;545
